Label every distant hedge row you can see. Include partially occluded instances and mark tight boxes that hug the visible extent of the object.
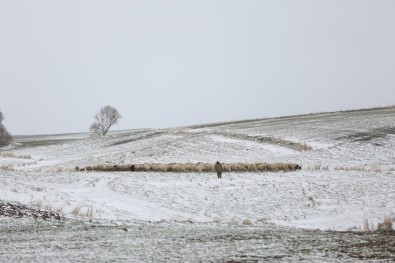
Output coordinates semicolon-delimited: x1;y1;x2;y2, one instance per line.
76;162;301;173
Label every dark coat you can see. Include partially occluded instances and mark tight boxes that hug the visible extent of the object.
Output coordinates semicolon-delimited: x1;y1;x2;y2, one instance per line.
215;161;223;178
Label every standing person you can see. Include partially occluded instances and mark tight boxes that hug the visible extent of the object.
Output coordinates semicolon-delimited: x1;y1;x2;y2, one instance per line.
215;161;223;179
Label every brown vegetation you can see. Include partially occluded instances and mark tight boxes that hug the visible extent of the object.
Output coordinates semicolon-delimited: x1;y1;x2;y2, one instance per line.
377;217;393;231
220;132;312;152
77;162;301;173
0;152;32;159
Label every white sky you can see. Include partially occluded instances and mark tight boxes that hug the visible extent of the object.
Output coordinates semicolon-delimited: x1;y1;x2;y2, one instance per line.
1;0;394;135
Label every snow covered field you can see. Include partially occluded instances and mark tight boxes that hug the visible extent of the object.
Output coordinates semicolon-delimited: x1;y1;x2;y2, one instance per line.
1;107;395;231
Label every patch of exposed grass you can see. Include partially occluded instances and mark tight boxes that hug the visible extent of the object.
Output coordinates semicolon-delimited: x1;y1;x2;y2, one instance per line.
219;132;312;152
110;131;165;146
170;129;191;136
338;126;395;142
308;165;390;173
17;139;70;148
0;152;31;159
72;205;94;218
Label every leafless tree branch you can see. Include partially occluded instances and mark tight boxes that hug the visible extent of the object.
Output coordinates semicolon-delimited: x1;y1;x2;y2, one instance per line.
89;105;121;136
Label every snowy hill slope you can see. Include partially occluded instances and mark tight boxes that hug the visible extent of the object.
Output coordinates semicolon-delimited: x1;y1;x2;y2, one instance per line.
1;107;394;230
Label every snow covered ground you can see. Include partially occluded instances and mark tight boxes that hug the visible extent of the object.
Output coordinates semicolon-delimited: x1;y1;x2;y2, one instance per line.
1;107;394;231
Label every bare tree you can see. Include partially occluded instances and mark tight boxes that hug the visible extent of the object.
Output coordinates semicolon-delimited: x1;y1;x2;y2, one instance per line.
90;105;122;136
0;110;12;147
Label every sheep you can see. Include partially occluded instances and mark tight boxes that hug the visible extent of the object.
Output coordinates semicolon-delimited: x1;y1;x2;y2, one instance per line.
143;163;151;172
179;165;187;173
256;163;264;171
121;164;130;171
76;162;302;174
201;164;210;173
194;165;203;173
223;164;231;172
172;164;181;172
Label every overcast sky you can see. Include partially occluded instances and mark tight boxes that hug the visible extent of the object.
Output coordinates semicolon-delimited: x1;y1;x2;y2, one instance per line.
1;0;394;135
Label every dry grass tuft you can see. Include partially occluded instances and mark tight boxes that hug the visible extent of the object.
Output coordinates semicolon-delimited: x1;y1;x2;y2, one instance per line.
308;165;391;173
71;205;94;218
363;218;372;232
0;152;32;159
377;217;393;231
308;196;316;206
0;164;14;171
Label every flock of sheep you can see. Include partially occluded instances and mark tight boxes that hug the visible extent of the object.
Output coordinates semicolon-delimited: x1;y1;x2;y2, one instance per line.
76;162;301;173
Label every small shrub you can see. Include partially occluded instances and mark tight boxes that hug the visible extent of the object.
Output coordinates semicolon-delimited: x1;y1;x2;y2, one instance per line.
377;217;393;231
71;205;94;218
71;206;81;216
